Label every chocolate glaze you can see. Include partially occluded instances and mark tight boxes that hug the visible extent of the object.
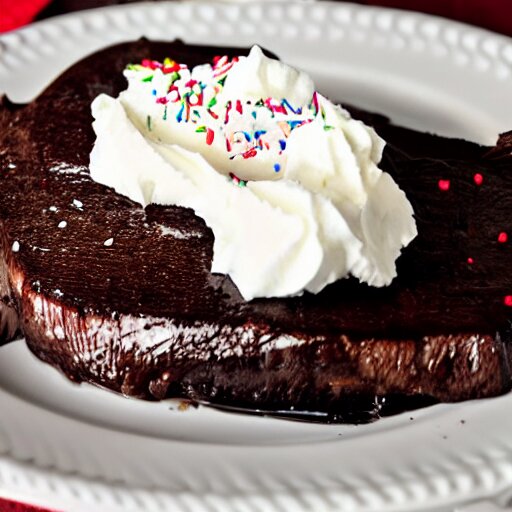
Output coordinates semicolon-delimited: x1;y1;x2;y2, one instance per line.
0;40;511;423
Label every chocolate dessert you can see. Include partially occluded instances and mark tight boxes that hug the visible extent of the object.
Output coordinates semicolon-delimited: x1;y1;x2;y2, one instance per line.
0;39;511;423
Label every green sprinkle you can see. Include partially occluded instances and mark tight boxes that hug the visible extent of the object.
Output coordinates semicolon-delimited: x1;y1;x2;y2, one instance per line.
208;96;217;109
142;75;154;83
323;125;335;131
163;105;168;121
147;115;152;131
195;126;207;133
126;63;145;71
239;180;247;188
217;76;227;86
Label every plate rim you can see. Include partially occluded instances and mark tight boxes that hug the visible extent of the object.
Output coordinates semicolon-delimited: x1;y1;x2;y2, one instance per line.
1;2;512;511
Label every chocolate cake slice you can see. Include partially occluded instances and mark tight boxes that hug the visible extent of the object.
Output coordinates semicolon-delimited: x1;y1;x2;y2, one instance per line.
0;39;511;423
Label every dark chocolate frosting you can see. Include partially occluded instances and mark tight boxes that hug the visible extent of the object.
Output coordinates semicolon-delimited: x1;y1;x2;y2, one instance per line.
0;40;511;422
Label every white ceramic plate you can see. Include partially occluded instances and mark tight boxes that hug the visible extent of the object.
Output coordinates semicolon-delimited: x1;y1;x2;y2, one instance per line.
1;2;512;511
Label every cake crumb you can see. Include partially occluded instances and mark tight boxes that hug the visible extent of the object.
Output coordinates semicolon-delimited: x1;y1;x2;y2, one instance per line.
177;400;198;412
58;221;67;229
104;237;114;247
12;241;20;253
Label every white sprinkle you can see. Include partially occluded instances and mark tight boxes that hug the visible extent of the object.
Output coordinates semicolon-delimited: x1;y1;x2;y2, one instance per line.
54;289;64;298
49;206;58;212
32;246;51;252
12;241;20;253
7;163;16;169
58;221;67;229
72;199;83;209
103;237;114;247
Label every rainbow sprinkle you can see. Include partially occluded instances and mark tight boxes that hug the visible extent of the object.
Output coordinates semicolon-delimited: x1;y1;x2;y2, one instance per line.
125;52;345;181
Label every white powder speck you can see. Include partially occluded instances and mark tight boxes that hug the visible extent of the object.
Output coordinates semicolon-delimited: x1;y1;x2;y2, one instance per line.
53;326;65;340
12;241;20;252
7;163;16;169
58;221;67;229
104;237;114;247
49;163;88;175
72;199;83;209
49;206;58;212
159;225;203;239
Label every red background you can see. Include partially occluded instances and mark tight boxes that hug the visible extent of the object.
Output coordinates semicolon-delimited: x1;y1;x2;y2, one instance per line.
1;0;512;35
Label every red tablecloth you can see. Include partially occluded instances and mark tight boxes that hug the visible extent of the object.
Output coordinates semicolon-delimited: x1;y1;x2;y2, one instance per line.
0;497;59;512
0;1;511;511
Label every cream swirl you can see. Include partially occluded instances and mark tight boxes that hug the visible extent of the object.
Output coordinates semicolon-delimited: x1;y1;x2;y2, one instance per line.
89;46;417;300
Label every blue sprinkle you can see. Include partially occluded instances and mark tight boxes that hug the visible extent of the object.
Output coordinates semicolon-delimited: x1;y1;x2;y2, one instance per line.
288;120;303;130
152;89;157;96
279;139;287;151
281;99;302;115
254;130;266;139
242;131;251;142
251;111;257;119
274;163;281;173
176;103;185;123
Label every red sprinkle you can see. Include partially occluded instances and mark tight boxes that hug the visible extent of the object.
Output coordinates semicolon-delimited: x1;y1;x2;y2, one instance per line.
498;232;508;243
473;173;483;186
236;100;243;115
467;257;474;265
206;128;215;146
504;295;512;307
438;179;450;191
224;101;232;124
242;148;257;159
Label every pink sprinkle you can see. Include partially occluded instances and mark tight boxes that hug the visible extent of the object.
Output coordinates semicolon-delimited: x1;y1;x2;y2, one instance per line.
504;295;512;307
473;173;483;186
206;128;215;145
438;179;450;191
498;232;508;243
312;91;319;114
467;257;474;265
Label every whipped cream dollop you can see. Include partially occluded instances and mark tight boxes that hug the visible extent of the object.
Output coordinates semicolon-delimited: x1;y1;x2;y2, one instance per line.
90;46;417;300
